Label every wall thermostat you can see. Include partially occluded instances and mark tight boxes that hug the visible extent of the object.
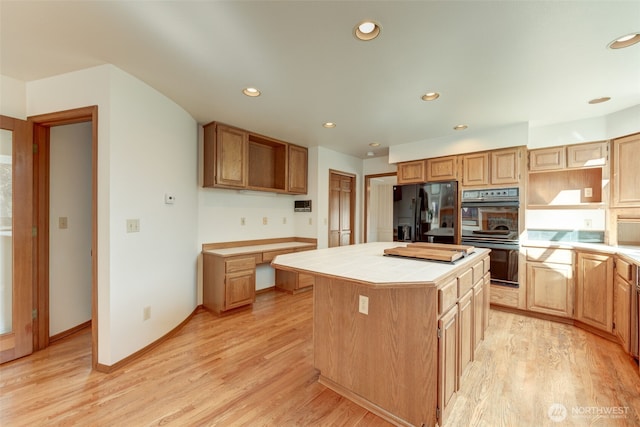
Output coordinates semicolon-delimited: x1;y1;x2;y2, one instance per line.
294;200;312;212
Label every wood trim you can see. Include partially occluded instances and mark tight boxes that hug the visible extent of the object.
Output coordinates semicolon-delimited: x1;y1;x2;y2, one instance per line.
328;169;356;246
95;305;202;373
364;172;396;243
29;106;99;368
49;320;91;344
202;237;317;251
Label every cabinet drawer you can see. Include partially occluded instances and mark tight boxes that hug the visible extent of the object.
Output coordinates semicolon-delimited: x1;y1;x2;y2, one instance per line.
458;269;474;297
472;260;485;284
616;258;635;282
439;278;458;315
298;273;315;288
225;256;257;273
262;249;293;263
526;247;573;264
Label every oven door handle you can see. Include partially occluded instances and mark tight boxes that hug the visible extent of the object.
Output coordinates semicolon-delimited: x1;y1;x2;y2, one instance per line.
461;200;519;207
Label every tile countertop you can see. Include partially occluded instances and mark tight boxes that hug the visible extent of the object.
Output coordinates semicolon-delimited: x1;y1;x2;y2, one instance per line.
522;240;640;264
271;242;490;287
202;241;316;257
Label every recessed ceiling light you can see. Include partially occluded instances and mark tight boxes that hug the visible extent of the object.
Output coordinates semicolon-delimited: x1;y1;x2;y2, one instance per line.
242;87;261;97
354;20;381;41
453;124;468;131
608;32;640;49
369;142;380;147
323;122;336;128
588;97;611;104
421;92;440;101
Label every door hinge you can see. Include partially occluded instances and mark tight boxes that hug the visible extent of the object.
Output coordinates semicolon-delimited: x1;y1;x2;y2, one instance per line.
32;226;37;237
436;407;441;420
32;309;37;319
437;327;442;339
33;144;38;153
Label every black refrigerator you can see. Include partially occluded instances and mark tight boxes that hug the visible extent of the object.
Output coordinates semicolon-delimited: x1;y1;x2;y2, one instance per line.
392;181;458;243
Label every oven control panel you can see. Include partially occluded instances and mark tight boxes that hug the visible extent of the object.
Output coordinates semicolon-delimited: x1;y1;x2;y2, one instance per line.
462;187;519;202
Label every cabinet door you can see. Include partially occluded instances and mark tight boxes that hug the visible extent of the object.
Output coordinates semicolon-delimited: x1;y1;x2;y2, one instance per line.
529;146;565;171
427;156;457;181
614;274;631;353
575;252;614;332
288;144;308;194
612;133;640;207
567;141;607;168
458;290;474;380
491;147;520;184
215;124;248;188
437;306;458;426
526;262;574;318
225;270;255;310
397;160;426;184
462;152;489;186
483;273;490;331
473;280;484;350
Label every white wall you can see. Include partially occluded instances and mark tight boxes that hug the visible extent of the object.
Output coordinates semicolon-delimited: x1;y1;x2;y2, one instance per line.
27;65;199;366
49;123;93;336
389;122;529;163
0;75;26;119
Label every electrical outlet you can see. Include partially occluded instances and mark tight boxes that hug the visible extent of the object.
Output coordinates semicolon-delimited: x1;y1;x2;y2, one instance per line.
58;216;68;229
263;217;268;225
282;217;287;224
584;219;592;229
126;219;140;233
240;217;246;226
308;218;313;225
143;306;151;321
359;295;369;315
584;187;593;198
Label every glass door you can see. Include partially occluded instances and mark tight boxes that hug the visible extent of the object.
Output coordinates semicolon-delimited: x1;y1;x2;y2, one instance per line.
0;116;32;363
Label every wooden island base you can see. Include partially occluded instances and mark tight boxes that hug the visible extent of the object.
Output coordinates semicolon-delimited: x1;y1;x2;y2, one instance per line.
272;242;491;427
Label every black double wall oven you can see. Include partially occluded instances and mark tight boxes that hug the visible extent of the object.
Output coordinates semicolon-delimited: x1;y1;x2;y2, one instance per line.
461;187;520;288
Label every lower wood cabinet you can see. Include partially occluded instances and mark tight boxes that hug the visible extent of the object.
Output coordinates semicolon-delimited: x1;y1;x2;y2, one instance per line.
575;251;614;333
438;303;458;425
458;289;474;381
203;254;257;315
614;257;635;353
275;269;315;293
525;247;574;318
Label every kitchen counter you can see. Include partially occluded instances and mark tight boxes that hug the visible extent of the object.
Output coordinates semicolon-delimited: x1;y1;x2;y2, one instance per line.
271;241;489;287
271;242;491;426
522;240;640;264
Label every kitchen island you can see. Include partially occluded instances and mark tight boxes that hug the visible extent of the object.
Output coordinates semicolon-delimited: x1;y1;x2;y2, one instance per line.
271;242;491;427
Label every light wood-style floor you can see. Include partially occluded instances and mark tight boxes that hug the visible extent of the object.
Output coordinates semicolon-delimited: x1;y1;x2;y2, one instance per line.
1;290;639;426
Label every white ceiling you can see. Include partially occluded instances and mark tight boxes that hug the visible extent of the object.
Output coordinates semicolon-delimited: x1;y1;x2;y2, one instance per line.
1;1;639;158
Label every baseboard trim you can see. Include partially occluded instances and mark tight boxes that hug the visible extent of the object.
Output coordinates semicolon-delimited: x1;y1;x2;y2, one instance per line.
49;320;91;344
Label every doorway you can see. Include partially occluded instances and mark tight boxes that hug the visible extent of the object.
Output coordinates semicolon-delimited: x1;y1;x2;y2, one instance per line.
328;170;355;247
364;173;396;243
31;106;98;368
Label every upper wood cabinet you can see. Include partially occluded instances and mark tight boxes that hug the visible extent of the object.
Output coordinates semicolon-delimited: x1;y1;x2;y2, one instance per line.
529;141;607;172
397;160;427;184
491;147;521;184
461;152;489;186
529;146;566;171
204;123;247;188
203;121;307;194
612;133;640;207
288;144;308;194
426;155;457;181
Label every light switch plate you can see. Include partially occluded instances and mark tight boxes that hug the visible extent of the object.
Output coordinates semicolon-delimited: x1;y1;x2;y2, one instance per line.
59;216;68;229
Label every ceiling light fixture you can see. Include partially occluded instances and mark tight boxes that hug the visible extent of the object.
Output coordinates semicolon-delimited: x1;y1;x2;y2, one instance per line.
366;151;375;157
421;92;440;101
354;20;381;41
323;122;336;128
588;97;611;104
242;87;261;97
608;32;640;49
453;124;468;131
369;142;380;147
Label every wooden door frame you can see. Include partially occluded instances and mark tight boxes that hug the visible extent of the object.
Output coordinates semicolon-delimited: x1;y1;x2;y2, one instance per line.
30;106;98;369
363;172;396;243
328;169;356;246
